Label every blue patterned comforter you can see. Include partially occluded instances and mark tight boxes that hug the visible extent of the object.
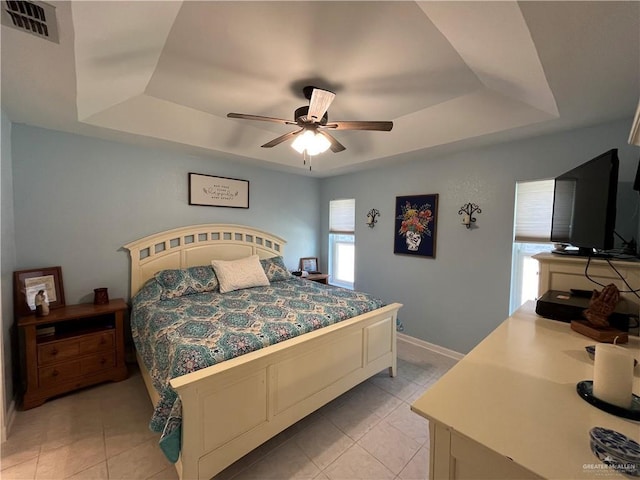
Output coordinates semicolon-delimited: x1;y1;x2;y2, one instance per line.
131;276;386;462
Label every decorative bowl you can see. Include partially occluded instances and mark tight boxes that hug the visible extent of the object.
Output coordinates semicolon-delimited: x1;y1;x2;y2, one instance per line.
589;427;640;477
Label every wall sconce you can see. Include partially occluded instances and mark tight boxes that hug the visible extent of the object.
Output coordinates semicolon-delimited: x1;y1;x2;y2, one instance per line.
458;203;481;229
366;209;380;228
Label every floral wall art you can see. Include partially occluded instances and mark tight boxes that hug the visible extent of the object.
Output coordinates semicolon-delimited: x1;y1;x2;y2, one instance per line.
394;194;438;258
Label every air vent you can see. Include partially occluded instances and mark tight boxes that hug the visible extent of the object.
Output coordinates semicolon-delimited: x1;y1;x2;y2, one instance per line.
1;0;58;43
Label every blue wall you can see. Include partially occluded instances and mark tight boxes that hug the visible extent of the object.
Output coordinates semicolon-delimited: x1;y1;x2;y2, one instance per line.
320;118;640;354
10;125;321;306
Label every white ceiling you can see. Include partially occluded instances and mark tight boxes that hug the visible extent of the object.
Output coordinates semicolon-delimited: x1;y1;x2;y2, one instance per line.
1;1;639;177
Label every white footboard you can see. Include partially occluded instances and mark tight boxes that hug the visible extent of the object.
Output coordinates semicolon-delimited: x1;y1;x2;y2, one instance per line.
169;302;401;480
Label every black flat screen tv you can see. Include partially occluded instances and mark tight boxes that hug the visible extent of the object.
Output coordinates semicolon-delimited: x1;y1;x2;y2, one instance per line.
550;149;619;257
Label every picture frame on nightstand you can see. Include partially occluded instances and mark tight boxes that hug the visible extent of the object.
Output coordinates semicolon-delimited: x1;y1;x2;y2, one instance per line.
299;257;319;273
13;266;65;316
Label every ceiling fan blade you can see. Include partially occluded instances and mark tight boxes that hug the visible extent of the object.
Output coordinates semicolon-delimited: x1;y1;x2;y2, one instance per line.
227;113;296;125
323;121;393;131
261;128;304;148
318;131;346;153
308;88;335;123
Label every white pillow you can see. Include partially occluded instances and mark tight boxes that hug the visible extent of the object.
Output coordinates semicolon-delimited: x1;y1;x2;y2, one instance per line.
211;255;270;293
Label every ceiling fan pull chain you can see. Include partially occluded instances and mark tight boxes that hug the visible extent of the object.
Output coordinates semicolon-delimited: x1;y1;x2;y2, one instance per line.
302;151;313;171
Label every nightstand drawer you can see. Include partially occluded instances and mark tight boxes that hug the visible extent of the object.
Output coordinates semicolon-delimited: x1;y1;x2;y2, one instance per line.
81;352;116;375
38;330;115;366
79;331;114;354
38;341;80;365
38;361;81;387
38;352;116;387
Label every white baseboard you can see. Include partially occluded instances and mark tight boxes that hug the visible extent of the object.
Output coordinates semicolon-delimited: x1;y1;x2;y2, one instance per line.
397;333;465;361
1;399;16;443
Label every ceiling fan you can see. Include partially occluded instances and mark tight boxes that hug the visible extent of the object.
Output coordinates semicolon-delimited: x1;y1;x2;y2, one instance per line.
227;86;393;158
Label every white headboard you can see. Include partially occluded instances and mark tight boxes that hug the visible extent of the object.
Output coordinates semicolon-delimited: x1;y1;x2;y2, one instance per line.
124;224;286;295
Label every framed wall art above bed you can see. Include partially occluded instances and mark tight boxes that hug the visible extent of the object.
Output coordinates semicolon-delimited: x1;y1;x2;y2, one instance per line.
188;173;249;208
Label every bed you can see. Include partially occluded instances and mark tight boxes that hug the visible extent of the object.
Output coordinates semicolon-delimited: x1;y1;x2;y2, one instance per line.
124;224;402;480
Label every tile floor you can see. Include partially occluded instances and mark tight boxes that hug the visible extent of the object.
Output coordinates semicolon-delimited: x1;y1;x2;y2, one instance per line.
1;343;458;480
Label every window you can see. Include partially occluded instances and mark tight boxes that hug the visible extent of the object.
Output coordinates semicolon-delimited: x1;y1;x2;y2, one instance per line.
510;180;554;313
329;199;355;289
510;242;553;313
513;179;554;243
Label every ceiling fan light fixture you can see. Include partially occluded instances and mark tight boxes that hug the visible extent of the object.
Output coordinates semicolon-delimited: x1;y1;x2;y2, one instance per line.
291;130;331;156
229;86;392;164
291;130;311;154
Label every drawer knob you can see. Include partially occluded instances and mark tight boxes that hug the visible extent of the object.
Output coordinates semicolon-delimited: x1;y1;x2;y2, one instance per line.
52;369;59;377
50;348;58;356
100;358;107;365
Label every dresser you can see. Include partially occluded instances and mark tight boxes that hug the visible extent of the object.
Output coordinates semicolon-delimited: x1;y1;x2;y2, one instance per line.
18;299;128;409
411;302;640;479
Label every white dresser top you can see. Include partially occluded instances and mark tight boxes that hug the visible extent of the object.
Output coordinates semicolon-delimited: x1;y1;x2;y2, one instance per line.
411;302;640;479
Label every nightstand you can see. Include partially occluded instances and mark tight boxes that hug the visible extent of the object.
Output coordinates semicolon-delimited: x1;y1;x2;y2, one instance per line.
18;298;128;409
306;273;329;284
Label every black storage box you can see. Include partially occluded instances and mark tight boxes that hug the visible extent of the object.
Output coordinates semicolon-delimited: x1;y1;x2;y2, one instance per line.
535;290;634;332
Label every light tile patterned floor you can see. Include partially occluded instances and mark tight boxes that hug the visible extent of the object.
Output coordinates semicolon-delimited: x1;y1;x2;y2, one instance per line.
1;343;458;480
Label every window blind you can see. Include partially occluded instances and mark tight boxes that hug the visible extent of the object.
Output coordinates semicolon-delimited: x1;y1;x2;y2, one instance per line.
514;180;554;243
330;199;355;234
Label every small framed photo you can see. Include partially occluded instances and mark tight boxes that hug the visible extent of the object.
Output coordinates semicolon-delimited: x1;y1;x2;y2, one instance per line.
13;266;65;316
299;257;319;273
189;173;249;208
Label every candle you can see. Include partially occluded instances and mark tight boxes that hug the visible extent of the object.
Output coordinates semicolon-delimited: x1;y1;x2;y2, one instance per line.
593;344;634;408
462;214;470;225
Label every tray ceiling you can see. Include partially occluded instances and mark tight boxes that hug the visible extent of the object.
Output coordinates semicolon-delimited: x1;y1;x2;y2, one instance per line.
2;1;638;176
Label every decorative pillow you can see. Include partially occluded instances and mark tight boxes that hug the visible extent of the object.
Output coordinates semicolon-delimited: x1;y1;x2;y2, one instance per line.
211;255;270;293
260;256;293;282
155;265;219;299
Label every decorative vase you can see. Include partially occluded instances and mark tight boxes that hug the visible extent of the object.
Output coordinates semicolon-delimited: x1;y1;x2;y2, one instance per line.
94;288;109;305
405;231;422;251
